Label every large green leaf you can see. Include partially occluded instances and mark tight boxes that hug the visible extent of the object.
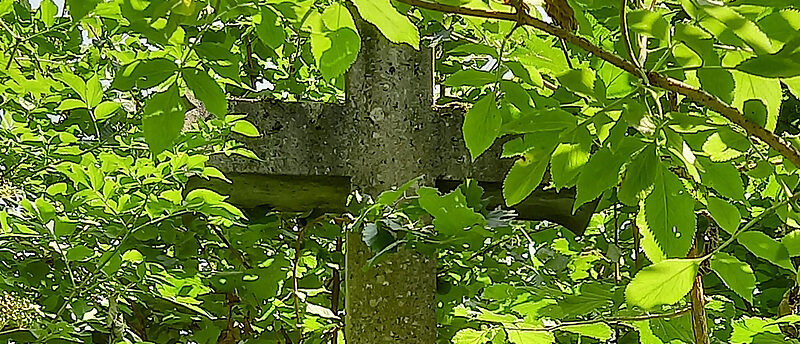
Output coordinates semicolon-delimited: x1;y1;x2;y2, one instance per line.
737;231;794;270
319;28;361;81
642;167;696;258
625;259;701;309
254;6;284;49
66;0;100;20
725;52;782;131
618;144;658;206
463;95;501;161
627;9;670;42
701;5;776;55
711;252;755;303
351;0;419;49
707;197;741;234
550;126;591;189
700;160;745;201
574;148;622;212
503;131;560;206
417;187;486;242
182;67;227;118
142;85;186;154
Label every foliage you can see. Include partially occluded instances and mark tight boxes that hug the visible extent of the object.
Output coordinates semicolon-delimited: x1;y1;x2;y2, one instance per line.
1;0;800;343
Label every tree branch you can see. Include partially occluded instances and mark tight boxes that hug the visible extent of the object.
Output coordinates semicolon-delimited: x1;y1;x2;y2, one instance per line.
503;307;690;332
395;0;800;168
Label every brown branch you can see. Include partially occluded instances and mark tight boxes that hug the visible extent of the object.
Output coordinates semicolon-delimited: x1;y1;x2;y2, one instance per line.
689;240;710;344
395;0;800;168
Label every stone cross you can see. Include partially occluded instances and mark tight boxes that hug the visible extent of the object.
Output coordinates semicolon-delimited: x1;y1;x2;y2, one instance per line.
190;19;597;344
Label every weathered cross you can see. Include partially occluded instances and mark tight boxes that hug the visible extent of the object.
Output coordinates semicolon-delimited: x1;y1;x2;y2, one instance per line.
189;19;596;344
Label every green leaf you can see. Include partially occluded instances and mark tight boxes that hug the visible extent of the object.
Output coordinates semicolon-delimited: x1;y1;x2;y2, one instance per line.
417;187;485;237
452;328;492;344
66;0;100;20
254;6;284;49
319;28;360;81
56;73;87;99
55;99;87;111
231;120;260;137
507;328;554;344
557;69;596;97
701;5;776;55
700;160;745;201
711;252;755;303
702;127;751;162
183;67;227;118
725;52;783;131
122;249;144;263
737;231;794;270
444;70;497;87
142;85;185;154
618;144;658;206
782;230;800;257
503;131;560;206
550;126;591;189
376;176;422;205
501;109;577;134
38;0;57;27
574;148;622;211
463;95;501;161
625;259;701;309
85;75;103;108
559;323;613;341
351;0;419;49
94;101;120;120
707;197;741;234
643;167;696;258
628;9;670;42
0;0;12;16
67;245;94;261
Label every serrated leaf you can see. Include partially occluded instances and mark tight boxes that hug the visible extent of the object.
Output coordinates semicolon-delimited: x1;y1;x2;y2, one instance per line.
619;144;659;206
711;252;755;303
643;167;696;258
351;0;419;49
700;160;745;201
626;258;701;309
701;5;776;55
702;128;750;162
707;197;741;234
463;95;501;161
574;148;623;212
725;52;782;131
319;28;360;81
737;231;794;270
